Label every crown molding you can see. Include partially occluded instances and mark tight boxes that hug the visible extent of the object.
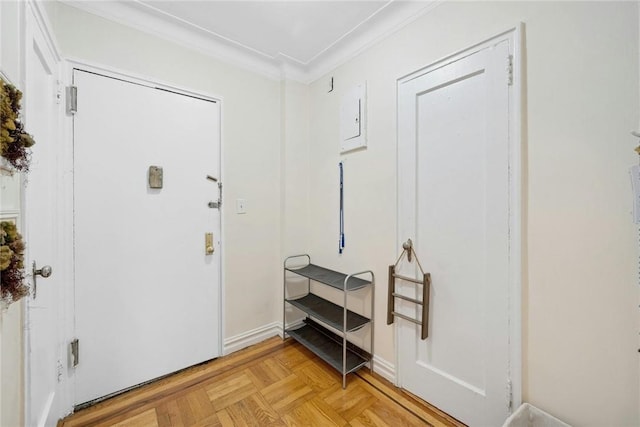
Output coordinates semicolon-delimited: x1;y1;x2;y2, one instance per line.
58;0;441;84
301;0;442;83
60;0;285;80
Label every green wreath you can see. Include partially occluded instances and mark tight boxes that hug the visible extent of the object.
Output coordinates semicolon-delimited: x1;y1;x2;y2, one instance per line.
0;221;29;304
1;78;35;172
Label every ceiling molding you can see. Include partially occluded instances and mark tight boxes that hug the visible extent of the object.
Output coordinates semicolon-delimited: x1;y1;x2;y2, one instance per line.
60;0;285;80
301;0;442;83
59;0;441;84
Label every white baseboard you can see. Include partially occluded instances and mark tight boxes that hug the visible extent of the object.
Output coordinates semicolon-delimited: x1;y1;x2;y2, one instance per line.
223;321;281;355
372;354;396;384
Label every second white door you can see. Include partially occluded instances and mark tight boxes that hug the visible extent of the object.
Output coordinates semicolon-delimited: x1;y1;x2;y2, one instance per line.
73;70;222;405
397;39;515;426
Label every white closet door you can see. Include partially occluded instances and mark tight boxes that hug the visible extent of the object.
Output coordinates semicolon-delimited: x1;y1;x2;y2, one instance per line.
397;41;514;426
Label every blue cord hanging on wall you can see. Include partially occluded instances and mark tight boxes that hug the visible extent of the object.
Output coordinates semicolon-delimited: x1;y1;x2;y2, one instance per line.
339;161;345;254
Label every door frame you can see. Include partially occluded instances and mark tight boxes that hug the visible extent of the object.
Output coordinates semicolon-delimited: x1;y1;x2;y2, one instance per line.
395;24;524;410
59;58;225;412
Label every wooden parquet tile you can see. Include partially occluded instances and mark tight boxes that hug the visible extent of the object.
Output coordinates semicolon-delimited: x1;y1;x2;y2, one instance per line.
176;389;218;424
292;359;341;392
322;384;377;422
218;393;283;427
205;373;258;411
281;397;347;426
59;337;465;427
110;409;159;427
245;358;292;390
351;400;427;427
155;400;187;427
262;374;316;417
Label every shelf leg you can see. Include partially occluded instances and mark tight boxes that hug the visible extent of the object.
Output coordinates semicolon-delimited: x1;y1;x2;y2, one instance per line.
343;279;348;390
282;265;286;340
371;272;375;374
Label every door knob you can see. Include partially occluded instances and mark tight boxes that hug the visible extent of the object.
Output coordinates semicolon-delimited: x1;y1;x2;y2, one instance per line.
34;264;52;278
32;261;52;300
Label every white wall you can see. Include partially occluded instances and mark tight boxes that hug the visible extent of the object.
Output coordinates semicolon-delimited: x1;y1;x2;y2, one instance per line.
305;1;639;425
49;2;283;342
280;80;310;259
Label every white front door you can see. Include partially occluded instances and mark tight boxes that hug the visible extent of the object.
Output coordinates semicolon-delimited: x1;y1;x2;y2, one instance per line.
73;69;222;405
24;5;62;426
397;39;517;426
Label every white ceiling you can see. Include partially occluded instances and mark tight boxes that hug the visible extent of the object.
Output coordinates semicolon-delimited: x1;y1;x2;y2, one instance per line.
61;0;439;82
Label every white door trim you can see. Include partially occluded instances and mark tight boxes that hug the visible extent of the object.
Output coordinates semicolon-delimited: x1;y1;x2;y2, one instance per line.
59;58;225;412
65;58;224;104
395;24;523;410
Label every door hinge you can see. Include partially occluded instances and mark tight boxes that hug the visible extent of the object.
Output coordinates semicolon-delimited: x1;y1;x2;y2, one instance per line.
70;338;79;367
66;86;78;115
507;55;514;86
507;378;513;411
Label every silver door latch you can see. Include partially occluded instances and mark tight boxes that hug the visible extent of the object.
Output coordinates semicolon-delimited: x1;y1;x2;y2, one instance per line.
70;338;79;367
32;261;52;299
207;175;222;209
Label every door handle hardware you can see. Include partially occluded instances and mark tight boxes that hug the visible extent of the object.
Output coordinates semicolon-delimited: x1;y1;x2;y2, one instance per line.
205;233;214;255
207;175;222;209
402;239;413;262
32;261;52;300
70;338;79;367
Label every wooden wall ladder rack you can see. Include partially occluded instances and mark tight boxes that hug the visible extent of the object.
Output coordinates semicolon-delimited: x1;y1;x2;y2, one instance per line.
387;239;431;340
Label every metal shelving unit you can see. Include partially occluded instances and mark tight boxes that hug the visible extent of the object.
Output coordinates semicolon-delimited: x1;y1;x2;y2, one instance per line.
283;254;374;388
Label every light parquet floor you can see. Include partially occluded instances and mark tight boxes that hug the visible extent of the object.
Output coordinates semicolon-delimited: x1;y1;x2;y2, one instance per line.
59;337;465;427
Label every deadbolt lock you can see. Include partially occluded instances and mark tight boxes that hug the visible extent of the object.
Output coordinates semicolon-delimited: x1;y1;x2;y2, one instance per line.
205;233;214;255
